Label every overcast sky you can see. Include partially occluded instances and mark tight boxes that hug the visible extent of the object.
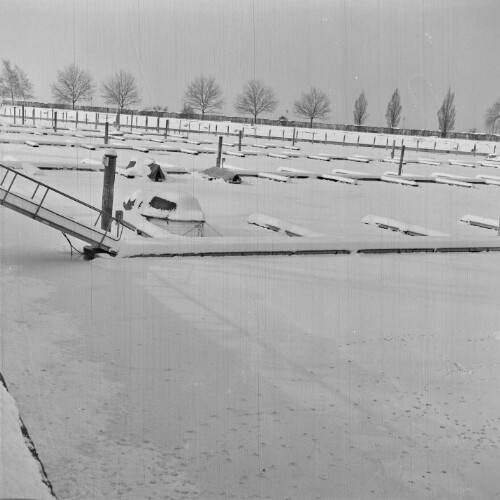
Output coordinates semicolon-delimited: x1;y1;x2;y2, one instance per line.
1;0;498;131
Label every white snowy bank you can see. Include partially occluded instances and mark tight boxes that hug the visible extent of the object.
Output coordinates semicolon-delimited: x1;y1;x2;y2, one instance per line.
0;375;56;499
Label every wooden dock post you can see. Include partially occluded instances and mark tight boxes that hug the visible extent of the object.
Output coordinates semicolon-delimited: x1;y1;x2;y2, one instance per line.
101;149;117;231
216;136;223;168
398;145;406;176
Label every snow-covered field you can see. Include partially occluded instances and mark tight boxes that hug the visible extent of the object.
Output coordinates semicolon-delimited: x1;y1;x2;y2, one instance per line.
1;111;500;499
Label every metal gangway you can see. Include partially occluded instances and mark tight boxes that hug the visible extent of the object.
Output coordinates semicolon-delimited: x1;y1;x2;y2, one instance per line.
0;162;133;254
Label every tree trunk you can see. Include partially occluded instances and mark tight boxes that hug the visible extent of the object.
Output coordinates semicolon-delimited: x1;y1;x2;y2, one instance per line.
115;108;122;130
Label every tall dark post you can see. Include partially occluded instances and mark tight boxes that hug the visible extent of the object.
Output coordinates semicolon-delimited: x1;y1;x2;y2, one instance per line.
165;119;169;139
292;128;296;146
13;107;16;125
216;136;223;168
95;113;99;129
101;149;117;231
104;121;109;144
238;130;243;151
76;111;79;128
145;115;149;132
131;111;134;132
398;145;406;176
157;116;160;132
391;140;396;159
54;111;58;132
22;105;25;125
32;108;35;126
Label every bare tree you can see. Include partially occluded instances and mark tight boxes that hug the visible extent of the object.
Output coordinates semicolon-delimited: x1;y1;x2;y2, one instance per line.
0;59;20;103
184;75;223;119
101;70;141;128
385;89;402;128
437;87;456;138
353;91;369;125
235;79;277;123
485;98;500;134
293;87;331;127
15;66;34;104
51;64;95;110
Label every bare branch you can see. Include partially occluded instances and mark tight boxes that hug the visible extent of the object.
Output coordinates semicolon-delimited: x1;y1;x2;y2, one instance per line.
101;70;141;112
15;65;34;103
184;75;223;119
235;80;277;122
51;64;95;110
385;89;402;128
437;87;456;138
293;87;331;127
485;98;500;134
353;91;369;126
0;59;20;103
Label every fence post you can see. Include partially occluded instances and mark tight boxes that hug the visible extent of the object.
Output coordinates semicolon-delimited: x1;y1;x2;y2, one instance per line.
165;119;169;139
391;140;396;159
32;108;35;126
292;128;296;146
157;116;160;133
238;130;242;151
101;149;117;231
22;104;25;125
104;121;109;144
53;111;57;132
76;111;79;128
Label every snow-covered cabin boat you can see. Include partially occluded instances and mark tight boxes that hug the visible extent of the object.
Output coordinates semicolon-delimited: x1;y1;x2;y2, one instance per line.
123;189;206;236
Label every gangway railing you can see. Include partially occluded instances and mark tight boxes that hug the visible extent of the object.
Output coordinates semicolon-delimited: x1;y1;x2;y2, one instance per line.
0;162;135;253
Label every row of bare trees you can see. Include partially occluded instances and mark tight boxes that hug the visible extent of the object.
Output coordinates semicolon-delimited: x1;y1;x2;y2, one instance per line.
2;61;500;136
51;64;140;126
184;75;330;128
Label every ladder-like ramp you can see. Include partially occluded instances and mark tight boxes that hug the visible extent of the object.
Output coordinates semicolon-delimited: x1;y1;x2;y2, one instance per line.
0;163;130;253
